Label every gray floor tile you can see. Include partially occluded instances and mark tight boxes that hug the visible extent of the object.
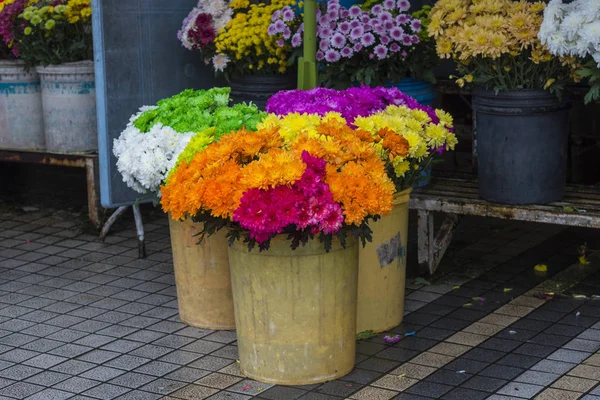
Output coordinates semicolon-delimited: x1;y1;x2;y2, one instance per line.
25;371;70;387
82;383;131;400
79;366;125;382
108;372;156;389
53;377;100;394
548;349;591;364
25;388;73;400
497;382;544;399
514;370;560;386
139;378;186;395
531;360;576;375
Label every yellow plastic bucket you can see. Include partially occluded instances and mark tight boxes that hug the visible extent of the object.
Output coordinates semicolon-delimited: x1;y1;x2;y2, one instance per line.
169;218;235;330
228;236;358;385
357;189;411;334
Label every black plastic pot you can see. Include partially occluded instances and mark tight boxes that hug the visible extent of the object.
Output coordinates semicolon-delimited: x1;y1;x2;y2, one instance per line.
229;74;296;111
472;89;571;205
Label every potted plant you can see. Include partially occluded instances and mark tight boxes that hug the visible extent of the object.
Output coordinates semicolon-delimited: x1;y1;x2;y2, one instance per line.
269;0;424;89
16;0;95;153
265;89;457;333
538;0;600;104
113;87;266;330
0;0;44;151
179;0;297;110
429;0;579;205
161;116;396;384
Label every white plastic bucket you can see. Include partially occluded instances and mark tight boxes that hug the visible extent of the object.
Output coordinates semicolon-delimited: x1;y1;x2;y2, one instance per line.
0;60;45;150
36;60;97;153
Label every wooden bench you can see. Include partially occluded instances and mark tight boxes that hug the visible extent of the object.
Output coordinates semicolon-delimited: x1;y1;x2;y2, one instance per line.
410;177;600;275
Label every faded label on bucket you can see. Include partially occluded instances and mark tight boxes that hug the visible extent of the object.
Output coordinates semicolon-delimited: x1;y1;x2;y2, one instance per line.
376;232;405;268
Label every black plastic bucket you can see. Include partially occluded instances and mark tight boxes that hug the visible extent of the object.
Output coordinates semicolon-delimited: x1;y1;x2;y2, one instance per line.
472;89;571;205
229;74;296;111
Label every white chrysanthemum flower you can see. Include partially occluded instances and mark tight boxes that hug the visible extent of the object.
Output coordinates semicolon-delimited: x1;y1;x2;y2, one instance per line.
113;111;194;195
212;54;230;72
580;22;600;49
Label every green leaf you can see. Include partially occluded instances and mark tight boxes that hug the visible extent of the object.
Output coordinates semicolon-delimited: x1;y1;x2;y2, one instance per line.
356;330;377;340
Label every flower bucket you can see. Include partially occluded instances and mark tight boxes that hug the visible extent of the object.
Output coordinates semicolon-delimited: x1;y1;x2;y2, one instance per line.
229;74;296;111
413;166;432;189
169;217;235;330
473;89;570;205
228;235;358;385
357;189;411;334
0;60;45;150
388;78;437;106
36;60;97;153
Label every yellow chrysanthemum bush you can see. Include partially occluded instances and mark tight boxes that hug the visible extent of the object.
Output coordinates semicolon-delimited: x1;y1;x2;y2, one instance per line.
213;0;297;77
429;0;580;94
16;0;92;67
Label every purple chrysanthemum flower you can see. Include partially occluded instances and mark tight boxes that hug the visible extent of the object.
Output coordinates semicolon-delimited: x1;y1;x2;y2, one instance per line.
390;43;400;52
272;10;282;22
320;39;330;51
402;34;412;45
384;21;394;30
350;19;360;28
274;20;285;33
331;32;347;49
381;36;391;45
372;4;383;15
340;9;349;18
374;44;388;59
354;43;363;52
340;46;354;58
396;14;410;24
298;23;305;33
390;26;404;41
397;0;411;12
282;7;295;22
292;33;302;47
411;34;419;44
374;24;385;35
361;33;375;47
276;39;284;47
325;49;341;63
383;0;396;9
339;22;351;34
328;1;340;14
321;27;333;38
319;15;331;26
378;11;393;22
316;51;325;61
349;6;362;17
283;27;291;40
361;15;371;24
410;19;422;32
268;24;277;36
401;50;408;57
328;10;337;20
350;26;364;41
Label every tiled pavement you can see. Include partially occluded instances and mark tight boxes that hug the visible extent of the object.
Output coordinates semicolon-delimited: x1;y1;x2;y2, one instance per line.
0;205;599;400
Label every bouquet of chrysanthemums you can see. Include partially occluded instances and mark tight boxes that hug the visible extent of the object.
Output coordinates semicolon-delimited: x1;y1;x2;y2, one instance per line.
269;0;423;87
113;88;266;195
538;0;600;103
0;0;30;58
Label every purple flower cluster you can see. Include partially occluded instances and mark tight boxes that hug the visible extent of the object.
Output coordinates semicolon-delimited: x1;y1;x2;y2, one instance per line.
266;85;440;124
0;0;28;58
269;0;421;63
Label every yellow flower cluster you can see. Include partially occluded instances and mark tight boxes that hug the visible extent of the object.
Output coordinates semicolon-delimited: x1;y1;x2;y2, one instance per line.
354;106;456;179
429;0;547;61
257;112;347;143
215;0;295;73
65;0;91;24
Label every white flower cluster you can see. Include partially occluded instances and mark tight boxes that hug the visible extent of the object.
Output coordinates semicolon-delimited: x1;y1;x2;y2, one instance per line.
178;0;232;51
113;107;194;195
539;0;600;66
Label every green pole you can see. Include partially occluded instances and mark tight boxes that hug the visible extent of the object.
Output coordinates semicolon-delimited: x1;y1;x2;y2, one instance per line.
297;0;318;90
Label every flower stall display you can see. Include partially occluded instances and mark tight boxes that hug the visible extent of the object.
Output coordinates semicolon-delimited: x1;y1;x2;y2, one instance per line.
0;0;44;151
429;0;578;205
161;118;395;384
269;0;425;88
16;0;96;153
179;0;297;109
262;98;457;333
114;87;265;330
539;0;600;104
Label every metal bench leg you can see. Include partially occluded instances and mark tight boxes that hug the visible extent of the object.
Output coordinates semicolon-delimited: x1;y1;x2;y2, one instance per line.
85;157;101;229
418;210;460;276
132;204;146;259
100;206;129;241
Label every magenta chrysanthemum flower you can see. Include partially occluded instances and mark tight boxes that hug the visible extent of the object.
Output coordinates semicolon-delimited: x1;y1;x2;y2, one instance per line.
340;46;354;58
410;19;422;32
319;204;344;234
349;6;362;17
390;26;404;41
397;0;411;12
331;32;347;48
374;44;388;59
325;49;341;62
